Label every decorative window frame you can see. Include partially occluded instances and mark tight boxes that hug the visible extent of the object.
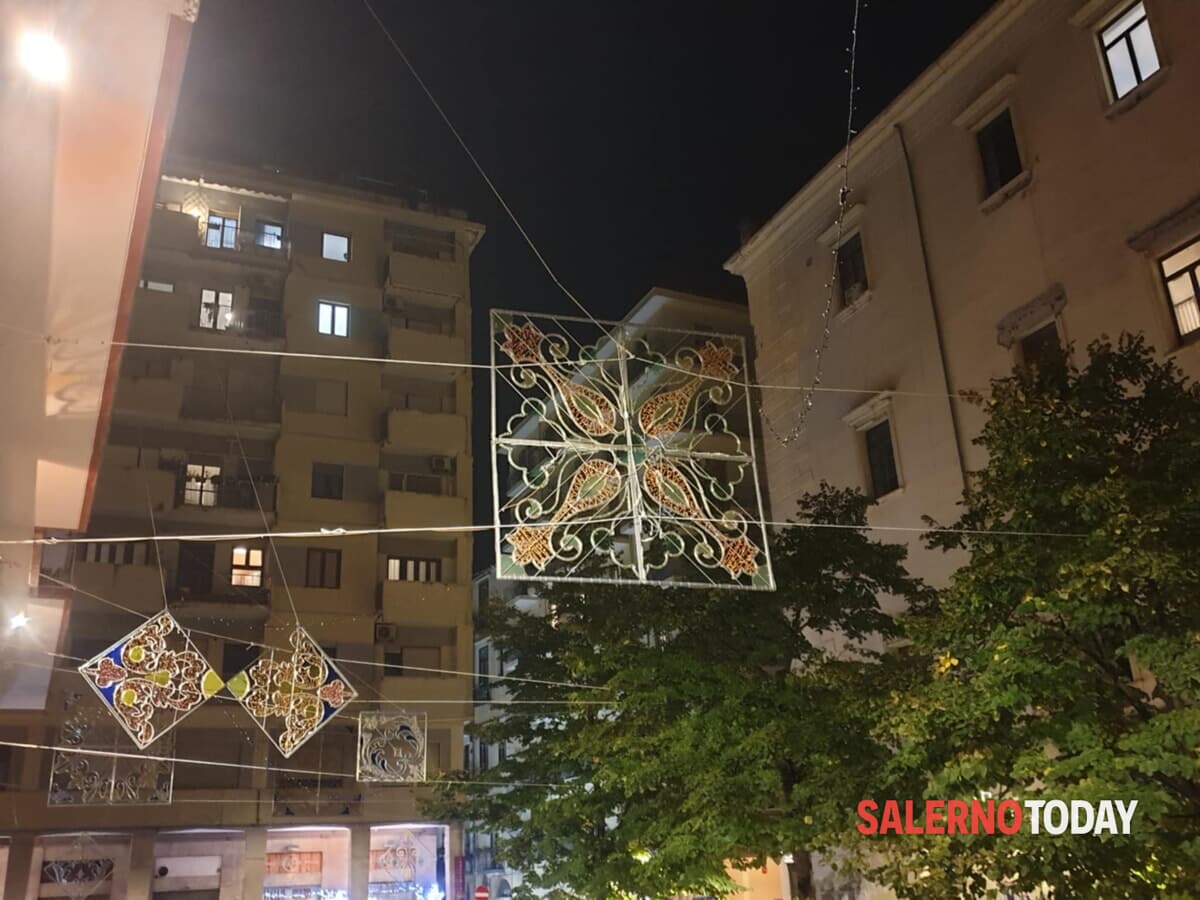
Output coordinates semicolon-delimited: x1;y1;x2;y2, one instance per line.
953;75;1032;212
996;283;1069;358
1070;0;1169;114
841;391;903;501
1128;195;1200;351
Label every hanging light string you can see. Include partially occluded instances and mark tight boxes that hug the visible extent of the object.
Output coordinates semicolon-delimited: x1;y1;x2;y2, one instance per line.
6;509;1087;548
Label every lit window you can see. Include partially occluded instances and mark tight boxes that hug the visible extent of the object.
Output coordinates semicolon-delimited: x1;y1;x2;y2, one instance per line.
387;556;441;582
311;462;344;500
1159;237;1200;339
317;300;350;337
205;213;238;249
322;232;350;262
183;464;220;507
836;232;869;307
138;279;174;293
864;420;900;499
199;289;234;331
256;221;284;249
305;548;341;588
231;546;264;586
1100;2;1160;100
976;109;1024;197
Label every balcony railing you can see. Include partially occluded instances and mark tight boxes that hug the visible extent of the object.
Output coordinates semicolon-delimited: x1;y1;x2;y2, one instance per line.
388;471;453;495
202;227;291;260
165;470;278;512
180;385;280;424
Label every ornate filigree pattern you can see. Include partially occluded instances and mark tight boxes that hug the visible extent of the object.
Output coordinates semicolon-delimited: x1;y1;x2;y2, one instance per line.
78;610;223;749
226;626;357;758
491;310;774;589
38;834;115;900
48;700;174;806
356;710;428;782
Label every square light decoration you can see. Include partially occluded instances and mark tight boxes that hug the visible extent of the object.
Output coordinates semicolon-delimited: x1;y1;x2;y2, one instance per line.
225;626;357;758
356;710;428;782
491;309;774;589
78;610;223;749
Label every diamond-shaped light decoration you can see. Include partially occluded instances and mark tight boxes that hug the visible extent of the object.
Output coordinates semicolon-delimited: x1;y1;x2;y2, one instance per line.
78;610;223;750
356;710;428;782
491;309;774;590
225;626;357;759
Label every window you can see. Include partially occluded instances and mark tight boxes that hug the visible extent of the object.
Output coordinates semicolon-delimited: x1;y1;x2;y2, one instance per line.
976;109;1023;196
311;462;344;500
478;740;490;771
199;289;233;330
81;542;149;564
305;548;341;588
314;379;348;416
864;420;900;499
317;300;350;337
256;220;284;249
1018;321;1062;367
477;646;490;683
836;232;869;307
231;546;264;586
205;213;237;249
322;232;350;262
183;463;220;507
1160;237;1200;339
138;279;174;293
387;556;441;582
1099;2;1160;100
385;647;441;673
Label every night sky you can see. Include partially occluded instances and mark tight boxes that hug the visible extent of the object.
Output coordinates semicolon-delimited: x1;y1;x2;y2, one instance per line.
170;0;996;540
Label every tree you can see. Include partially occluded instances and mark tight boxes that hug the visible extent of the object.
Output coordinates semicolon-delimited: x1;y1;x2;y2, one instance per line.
430;486;925;899
867;335;1200;898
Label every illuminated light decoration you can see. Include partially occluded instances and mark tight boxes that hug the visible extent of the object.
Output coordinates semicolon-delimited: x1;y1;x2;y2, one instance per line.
491;310;774;589
225;626;357;758
78;610;223;749
356;709;428;782
369;830;442;897
18;31;68;84
48;698;174;806
39;834;114;900
10;610;30;629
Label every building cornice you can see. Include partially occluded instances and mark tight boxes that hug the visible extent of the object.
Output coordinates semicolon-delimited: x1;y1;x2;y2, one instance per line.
724;0;1035;278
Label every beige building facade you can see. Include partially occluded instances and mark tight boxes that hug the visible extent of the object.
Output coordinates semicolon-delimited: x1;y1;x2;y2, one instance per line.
1;158;484;898
728;0;1200;598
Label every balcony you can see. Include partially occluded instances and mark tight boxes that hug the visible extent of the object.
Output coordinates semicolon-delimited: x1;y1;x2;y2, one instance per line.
69;560;166;612
380;580;470;627
146;207;290;268
384;486;467;529
386;250;462;302
169;584;270;621
113;375;185;419
380;673;471;708
180;384;280;426
385;409;467;454
388;323;467;375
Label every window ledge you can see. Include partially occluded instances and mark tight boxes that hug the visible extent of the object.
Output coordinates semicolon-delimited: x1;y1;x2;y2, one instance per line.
832;290;873;327
1105;66;1170;119
872;485;905;505
980;169;1034;214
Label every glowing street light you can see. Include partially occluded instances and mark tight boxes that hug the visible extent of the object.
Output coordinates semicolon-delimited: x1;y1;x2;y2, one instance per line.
17;31;68;84
9;611;30;630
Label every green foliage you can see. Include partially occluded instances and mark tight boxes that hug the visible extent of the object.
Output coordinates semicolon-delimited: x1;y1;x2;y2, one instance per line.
427;486;924;899
865;335;1200;898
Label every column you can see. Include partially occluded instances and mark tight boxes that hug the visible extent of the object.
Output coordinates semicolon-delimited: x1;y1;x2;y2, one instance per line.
2;832;36;900
242;827;266;900
350;823;371;899
125;830;156;900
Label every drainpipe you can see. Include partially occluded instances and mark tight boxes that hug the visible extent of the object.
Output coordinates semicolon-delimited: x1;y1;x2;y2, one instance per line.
894;122;968;485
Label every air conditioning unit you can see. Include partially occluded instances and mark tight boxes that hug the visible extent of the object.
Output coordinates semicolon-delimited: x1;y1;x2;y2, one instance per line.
374;622;399;643
430;457;452;473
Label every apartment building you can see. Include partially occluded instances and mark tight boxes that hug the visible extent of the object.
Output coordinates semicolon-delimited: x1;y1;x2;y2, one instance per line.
1;159;483;898
727;0;1200;599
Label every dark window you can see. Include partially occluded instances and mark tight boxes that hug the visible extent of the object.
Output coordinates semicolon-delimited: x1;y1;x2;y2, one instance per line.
498;742;508;764
305;548;341;588
865;420;900;499
836;232;869;307
1099;2;1160;100
477;646;490;684
1019;322;1062;367
205;213;237;249
387;556;441;582
311;462;344;500
976;109;1023;196
221;642;260;681
479;740;490;771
